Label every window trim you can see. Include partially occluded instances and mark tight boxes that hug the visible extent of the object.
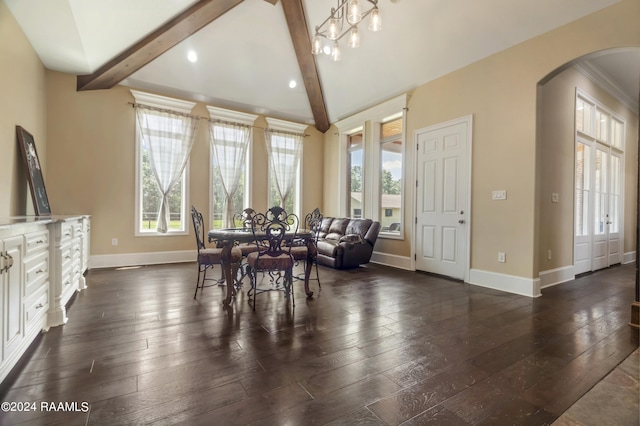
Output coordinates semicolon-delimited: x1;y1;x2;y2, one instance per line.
131;90;196;237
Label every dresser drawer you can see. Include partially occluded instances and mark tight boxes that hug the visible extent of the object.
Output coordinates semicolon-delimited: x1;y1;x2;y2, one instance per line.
71;222;83;237
25;251;49;298
25;288;48;328
24;230;49;256
60;222;74;243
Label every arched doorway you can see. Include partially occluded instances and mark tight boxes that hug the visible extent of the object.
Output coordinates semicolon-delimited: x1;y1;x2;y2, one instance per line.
536;48;639;287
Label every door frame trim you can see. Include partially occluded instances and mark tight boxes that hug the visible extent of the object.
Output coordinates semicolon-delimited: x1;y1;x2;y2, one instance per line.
412;115;473;282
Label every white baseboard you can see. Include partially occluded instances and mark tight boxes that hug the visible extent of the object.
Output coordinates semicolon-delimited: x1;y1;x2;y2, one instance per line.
90;250;196;269
623;251;636;265
539;265;575;289
370;251;413;270
468;269;542;297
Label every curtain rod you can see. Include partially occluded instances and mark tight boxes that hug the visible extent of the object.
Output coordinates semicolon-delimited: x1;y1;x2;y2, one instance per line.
128;102;309;136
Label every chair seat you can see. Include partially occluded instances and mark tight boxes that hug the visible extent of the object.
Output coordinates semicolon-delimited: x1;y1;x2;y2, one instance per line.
237;242;259;256
199;247;242;264
247;251;294;270
290;245;308;261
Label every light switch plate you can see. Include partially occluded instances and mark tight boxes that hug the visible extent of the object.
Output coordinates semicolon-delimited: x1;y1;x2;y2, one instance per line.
551;193;559;203
492;190;507;200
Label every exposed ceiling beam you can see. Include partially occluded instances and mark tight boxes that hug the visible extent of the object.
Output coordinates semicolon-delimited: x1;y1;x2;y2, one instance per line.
76;0;245;91
280;0;330;133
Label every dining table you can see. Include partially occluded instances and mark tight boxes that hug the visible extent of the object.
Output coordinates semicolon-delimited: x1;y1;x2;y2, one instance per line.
208;227;316;306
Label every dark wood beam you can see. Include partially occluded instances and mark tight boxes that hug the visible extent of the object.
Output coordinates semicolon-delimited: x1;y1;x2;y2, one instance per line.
280;0;330;133
77;0;245;91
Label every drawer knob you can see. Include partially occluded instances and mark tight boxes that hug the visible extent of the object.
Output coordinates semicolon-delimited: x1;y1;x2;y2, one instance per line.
36;303;43;309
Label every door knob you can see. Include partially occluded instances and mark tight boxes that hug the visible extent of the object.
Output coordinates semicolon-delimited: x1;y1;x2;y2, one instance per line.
458;219;465;224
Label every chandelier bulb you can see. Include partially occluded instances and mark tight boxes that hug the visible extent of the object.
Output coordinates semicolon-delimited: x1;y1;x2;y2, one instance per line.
368;7;381;32
327;18;339;40
312;35;322;55
347;27;360;48
331;42;341;61
347;0;362;25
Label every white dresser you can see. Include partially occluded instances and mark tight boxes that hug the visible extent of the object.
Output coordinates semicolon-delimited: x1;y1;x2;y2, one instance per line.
0;215;90;383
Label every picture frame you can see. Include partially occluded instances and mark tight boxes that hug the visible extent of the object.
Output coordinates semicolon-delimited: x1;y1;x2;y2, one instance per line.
16;125;51;215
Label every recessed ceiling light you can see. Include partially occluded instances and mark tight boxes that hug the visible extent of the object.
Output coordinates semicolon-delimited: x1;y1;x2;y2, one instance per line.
289;80;297;89
187;51;198;63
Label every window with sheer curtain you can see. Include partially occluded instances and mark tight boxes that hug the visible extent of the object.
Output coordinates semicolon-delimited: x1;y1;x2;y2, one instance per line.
132;91;198;235
207;106;257;229
264;118;307;218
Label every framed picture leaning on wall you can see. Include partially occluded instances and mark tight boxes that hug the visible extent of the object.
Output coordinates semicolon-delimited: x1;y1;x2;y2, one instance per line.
16;125;51;215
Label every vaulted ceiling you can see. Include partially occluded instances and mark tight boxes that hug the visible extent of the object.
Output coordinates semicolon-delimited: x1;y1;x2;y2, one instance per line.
4;0;639;133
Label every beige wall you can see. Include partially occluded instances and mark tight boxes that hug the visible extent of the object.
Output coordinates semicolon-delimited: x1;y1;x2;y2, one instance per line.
538;66;639;272
0;0;47;217
324;0;639;280
45;72;324;256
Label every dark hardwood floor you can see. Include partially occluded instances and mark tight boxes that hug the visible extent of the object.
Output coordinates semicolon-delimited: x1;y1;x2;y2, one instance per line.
0;261;637;425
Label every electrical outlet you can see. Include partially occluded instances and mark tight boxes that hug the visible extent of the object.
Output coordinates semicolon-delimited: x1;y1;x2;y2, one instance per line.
498;252;506;263
112;238;118;246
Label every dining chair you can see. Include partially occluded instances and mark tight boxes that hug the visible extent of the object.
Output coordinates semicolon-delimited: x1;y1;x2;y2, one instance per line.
246;206;298;310
233;207;261;256
191;206;242;299
291;207;322;288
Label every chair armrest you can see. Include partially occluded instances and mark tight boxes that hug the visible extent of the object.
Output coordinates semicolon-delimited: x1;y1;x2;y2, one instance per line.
338;234;364;244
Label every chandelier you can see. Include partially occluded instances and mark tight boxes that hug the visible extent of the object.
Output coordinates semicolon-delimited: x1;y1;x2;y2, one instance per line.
311;0;381;62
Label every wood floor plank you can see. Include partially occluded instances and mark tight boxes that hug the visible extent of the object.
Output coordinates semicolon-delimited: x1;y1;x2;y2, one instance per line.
0;262;636;425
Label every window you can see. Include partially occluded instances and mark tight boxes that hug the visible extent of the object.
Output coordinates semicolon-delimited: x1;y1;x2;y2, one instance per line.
575;141;590;236
265;118;307;218
207;107;257;229
379;116;403;236
595;109;609;142
611;117;624;149
335;94;407;238
348;132;363;218
576;97;594;136
132;90;197;235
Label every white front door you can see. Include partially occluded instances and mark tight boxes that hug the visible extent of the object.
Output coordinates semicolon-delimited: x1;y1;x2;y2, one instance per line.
415;117;470;280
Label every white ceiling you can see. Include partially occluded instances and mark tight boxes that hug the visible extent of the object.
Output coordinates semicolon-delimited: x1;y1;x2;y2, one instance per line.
4;0;638;125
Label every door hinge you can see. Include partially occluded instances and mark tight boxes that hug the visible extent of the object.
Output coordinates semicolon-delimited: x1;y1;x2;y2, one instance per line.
415;217;418;224
414;254;417;261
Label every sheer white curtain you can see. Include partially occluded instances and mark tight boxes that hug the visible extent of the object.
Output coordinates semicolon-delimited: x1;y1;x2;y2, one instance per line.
136;105;198;233
209;121;252;228
264;129;303;210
